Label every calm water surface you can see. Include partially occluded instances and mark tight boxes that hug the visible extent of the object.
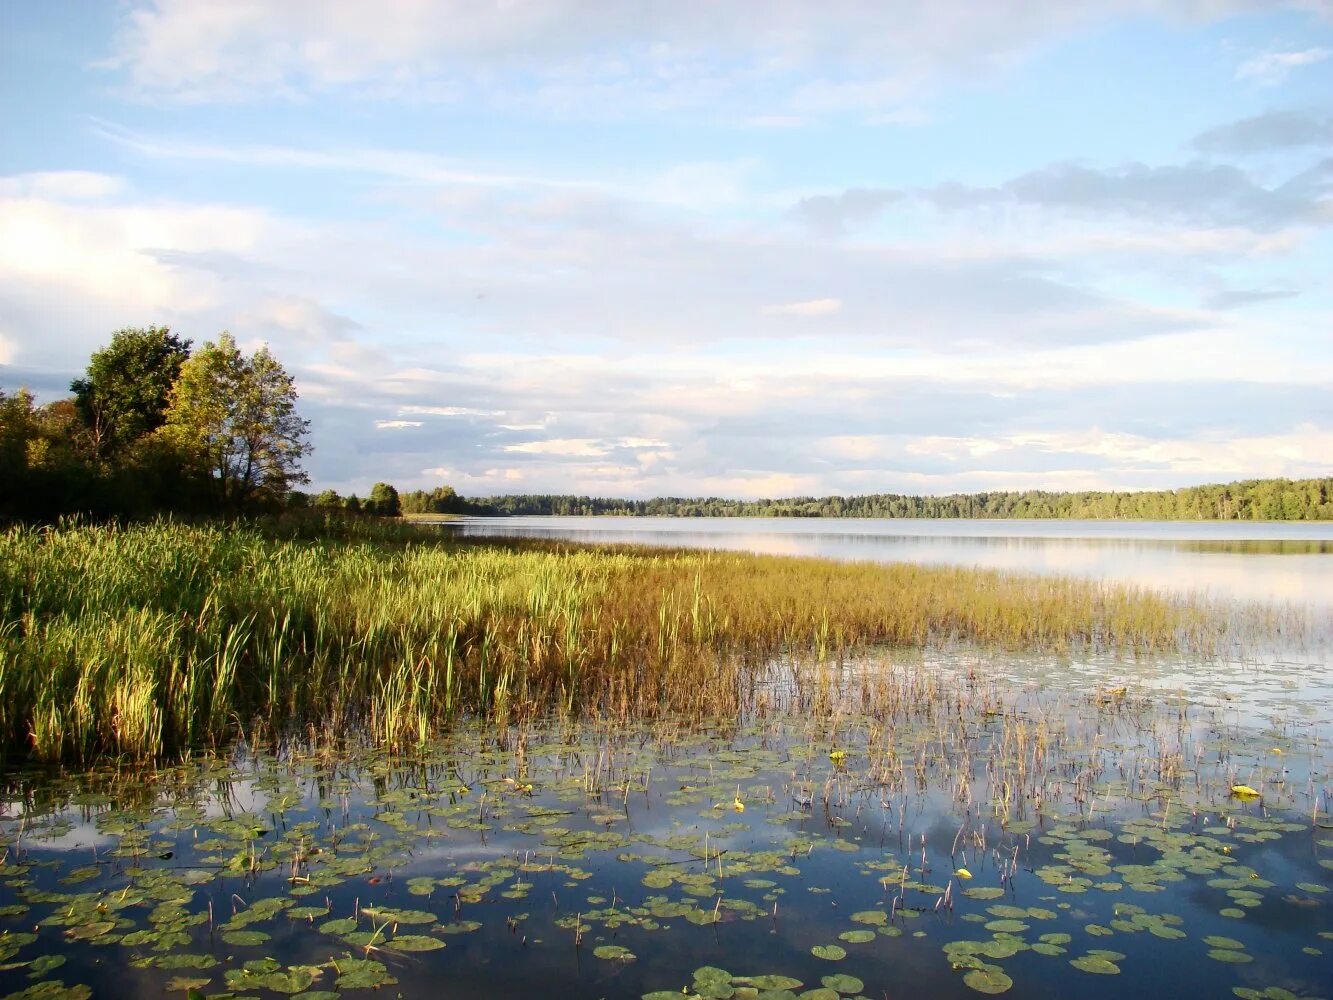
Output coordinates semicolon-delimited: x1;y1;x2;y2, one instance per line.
2;652;1329;1000
3;521;1331;998
447;517;1333;611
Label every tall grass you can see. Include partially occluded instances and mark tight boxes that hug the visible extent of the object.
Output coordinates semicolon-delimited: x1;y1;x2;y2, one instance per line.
0;518;1243;762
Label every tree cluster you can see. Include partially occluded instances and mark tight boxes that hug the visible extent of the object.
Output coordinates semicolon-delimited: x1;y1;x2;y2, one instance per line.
467;479;1333;521
311;482;402;517
1;328;311;521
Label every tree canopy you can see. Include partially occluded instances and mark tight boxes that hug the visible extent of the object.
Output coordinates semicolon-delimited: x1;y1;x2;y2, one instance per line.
2;328;312;520
70;326;190;460
161;333;311;509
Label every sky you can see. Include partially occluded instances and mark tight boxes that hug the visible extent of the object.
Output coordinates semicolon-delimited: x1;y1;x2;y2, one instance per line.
1;1;1331;500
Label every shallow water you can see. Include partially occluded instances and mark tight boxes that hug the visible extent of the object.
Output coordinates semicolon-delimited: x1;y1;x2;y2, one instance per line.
444;516;1333;612
2;650;1329;1000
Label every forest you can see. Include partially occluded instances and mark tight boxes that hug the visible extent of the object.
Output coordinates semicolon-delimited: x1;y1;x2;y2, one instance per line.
460;478;1333;521
1;327;310;520
4;328;1329;523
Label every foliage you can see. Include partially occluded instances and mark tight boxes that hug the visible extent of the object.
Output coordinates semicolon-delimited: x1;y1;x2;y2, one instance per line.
367;482;401;516
70;326;191;459
468;478;1333;521
400;484;483;515
0;517;1243;762
160;333;311;509
3;328;311;521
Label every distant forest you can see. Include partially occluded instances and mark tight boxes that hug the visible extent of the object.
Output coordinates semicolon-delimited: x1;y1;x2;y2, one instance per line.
428;477;1333;521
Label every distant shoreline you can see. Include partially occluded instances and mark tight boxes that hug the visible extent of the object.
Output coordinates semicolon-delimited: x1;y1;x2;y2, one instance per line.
400;476;1333;522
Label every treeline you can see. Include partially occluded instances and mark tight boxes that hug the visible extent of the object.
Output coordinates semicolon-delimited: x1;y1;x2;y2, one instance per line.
462;478;1333;521
1;327;310;521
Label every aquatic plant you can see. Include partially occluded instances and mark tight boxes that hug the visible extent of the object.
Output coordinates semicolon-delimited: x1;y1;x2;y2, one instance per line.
0;518;1265;761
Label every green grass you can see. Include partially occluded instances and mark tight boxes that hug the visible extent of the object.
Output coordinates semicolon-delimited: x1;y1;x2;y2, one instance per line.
0;517;1250;762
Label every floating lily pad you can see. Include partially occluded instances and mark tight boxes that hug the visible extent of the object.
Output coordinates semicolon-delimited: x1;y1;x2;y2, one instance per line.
963;968;1013;994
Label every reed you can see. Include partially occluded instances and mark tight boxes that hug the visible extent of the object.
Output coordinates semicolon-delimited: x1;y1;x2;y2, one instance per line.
0;517;1260;762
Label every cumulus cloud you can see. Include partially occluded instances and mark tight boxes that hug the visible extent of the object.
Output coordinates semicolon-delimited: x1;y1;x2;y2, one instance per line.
792;187;900;234
1202;287;1300;309
760;298;844;317
0;171;126;200
1235;46;1332;86
103;0;1315;115
1191;110;1333;153
921;159;1332;230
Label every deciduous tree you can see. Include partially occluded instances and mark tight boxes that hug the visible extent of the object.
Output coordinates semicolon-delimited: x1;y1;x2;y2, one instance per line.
161;333;311;508
71;327;191;460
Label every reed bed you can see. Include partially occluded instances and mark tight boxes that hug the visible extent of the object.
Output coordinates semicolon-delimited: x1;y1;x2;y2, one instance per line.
0;518;1248;762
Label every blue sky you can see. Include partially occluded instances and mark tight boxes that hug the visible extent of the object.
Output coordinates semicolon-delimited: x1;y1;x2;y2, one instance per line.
1;1;1330;499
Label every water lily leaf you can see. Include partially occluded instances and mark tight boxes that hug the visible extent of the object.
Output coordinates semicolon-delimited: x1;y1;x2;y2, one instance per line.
811;945;846;961
221;930;271;946
1070;956;1120;975
838;930;875;943
963;968;1013;994
592;945;635;961
163;977;210;992
737;975;803;990
334;958;395;990
849;910;887;926
821;974;864;994
387;934;446;952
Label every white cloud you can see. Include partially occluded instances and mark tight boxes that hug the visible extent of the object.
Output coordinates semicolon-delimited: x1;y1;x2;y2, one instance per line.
1235;46;1332;85
760;297;843;317
400;405;503;418
374;419;424;429
0;171;126;201
0;184;276;366
505;438;610;457
104;0;1308;113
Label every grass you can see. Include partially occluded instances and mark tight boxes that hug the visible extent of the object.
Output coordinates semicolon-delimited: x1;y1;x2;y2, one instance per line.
0;516;1256;763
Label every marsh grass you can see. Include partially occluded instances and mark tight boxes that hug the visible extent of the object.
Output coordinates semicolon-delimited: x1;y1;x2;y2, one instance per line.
0;517;1260;762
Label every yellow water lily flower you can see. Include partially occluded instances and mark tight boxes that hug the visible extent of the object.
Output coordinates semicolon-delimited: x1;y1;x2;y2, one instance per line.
1230;784;1261;799
956;867;973;880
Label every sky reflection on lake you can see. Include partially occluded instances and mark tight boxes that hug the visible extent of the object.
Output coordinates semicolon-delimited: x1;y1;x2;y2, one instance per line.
446;517;1333;612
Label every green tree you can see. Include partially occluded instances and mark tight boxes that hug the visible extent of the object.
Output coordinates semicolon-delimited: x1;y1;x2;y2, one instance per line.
71;327;191;460
367;482;401;516
161;333;311;509
313;488;343;508
0;388;37;487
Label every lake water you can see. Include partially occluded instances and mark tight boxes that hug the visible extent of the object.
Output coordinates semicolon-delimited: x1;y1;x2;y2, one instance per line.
3;520;1331;999
3;652;1330;1000
445;517;1333;612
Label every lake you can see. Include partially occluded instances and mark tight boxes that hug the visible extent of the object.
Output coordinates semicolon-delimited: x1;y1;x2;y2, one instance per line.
445;516;1333;612
2;518;1330;1000
2;650;1330;1000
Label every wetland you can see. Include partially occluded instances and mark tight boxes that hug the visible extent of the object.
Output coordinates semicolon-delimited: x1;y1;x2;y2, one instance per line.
0;517;1329;999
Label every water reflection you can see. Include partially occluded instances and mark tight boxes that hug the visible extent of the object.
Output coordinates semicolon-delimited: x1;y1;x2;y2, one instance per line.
443;517;1333;611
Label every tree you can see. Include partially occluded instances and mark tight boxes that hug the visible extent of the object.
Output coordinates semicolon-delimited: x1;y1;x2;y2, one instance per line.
161;333;311;509
313;489;343;509
71;327;191;460
367;482;401;517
